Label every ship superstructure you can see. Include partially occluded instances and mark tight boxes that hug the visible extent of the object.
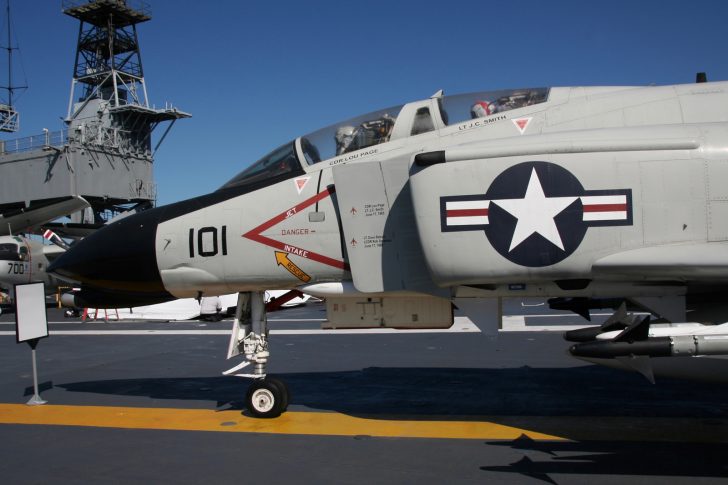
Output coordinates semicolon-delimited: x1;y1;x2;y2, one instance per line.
0;0;189;235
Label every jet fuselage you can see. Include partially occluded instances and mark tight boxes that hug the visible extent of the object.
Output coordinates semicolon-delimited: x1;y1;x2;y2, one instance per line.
49;82;728;316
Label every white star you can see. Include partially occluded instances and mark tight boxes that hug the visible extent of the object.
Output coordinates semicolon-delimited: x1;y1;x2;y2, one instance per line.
492;168;577;252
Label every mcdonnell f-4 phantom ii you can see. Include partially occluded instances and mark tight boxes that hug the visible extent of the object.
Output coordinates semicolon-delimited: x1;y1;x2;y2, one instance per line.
50;76;728;416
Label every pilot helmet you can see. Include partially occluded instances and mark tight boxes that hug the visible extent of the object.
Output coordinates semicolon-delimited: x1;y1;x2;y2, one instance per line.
335;125;356;154
470;101;493;118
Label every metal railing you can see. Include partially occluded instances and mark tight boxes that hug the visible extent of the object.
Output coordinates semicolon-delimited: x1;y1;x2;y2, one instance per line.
0;129;68;155
61;0;151;16
0;108;19;133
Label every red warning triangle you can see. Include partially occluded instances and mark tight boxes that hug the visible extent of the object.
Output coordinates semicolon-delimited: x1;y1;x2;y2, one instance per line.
513;117;532;134
294;177;310;194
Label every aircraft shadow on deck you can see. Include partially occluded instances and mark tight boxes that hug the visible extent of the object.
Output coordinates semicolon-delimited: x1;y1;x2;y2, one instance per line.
58;365;728;419
480;436;728;483
53;365;728;482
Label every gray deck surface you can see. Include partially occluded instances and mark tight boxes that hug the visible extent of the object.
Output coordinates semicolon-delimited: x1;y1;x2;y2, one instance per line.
1;301;726;484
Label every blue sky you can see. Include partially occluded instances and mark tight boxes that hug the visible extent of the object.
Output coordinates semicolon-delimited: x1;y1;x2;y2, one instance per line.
4;0;728;205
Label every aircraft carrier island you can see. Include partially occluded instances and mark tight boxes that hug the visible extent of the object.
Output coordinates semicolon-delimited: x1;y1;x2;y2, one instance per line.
0;0;189;236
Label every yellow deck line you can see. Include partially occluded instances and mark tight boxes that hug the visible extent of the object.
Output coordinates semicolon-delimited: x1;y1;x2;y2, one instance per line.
0;404;565;441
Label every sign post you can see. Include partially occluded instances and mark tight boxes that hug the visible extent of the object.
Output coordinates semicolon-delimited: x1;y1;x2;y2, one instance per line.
14;282;49;405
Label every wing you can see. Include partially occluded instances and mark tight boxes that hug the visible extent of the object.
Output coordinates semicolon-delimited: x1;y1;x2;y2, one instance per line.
0;196;90;236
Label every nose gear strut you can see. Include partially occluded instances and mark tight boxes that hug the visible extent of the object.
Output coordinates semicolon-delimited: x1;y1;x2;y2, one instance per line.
223;291;290;418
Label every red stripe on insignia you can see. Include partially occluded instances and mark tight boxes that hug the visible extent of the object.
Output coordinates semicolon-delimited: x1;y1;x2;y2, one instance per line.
447;209;489;217
583;203;627;213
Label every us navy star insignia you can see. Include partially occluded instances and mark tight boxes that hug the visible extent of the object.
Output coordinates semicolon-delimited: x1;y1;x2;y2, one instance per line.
440;161;634;267
493;168;576;252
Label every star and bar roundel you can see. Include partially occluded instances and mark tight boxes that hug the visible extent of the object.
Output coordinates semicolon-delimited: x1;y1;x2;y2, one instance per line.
440;161;633;267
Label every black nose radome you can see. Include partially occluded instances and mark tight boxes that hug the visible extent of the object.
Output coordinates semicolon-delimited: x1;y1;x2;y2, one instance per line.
49;208;173;305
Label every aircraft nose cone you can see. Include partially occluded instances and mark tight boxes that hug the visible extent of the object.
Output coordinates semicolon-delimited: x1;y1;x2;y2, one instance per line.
49;208;167;294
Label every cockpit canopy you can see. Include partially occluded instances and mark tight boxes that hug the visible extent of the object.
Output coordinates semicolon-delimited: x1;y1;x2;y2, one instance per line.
220;87;549;190
0;239;27;261
219;141;300;191
301;105;403;163
440;87;548;124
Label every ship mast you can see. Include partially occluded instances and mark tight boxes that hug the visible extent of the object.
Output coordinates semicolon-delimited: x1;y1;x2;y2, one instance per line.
0;0;23;132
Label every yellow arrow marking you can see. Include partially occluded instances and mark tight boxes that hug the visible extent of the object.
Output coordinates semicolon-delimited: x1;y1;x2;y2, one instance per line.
275;251;311;283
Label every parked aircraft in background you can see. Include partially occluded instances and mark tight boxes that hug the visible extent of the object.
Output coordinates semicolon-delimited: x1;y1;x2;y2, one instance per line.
50;76;728;416
77;294;239;322
76;291;310;321
0;193;90;313
0;196;89;237
0;234;67;313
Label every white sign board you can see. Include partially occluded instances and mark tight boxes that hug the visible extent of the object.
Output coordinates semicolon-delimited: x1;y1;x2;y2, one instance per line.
15;282;49;343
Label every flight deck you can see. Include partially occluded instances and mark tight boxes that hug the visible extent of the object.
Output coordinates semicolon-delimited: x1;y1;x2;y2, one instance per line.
1;301;727;484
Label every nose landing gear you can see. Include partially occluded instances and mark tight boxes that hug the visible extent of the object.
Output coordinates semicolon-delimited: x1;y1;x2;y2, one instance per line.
224;291;291;418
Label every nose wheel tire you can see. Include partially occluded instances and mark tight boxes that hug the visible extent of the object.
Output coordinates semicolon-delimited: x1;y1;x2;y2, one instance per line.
268;377;290;411
245;377;290;418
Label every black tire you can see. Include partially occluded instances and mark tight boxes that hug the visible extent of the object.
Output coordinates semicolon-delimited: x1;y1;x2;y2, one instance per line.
245;379;285;418
266;377;290;412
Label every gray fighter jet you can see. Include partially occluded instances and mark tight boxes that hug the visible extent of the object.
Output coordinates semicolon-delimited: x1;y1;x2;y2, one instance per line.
50;77;728;416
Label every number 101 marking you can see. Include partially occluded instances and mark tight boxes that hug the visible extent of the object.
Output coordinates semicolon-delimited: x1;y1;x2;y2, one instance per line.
189;226;227;258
